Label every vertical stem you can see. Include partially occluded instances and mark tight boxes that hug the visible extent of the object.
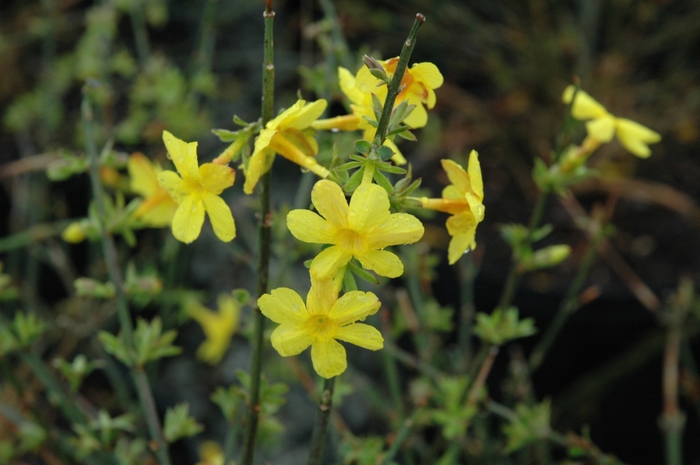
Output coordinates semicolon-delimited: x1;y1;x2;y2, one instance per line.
457;254;476;371
374;13;425;146
240;3;275;465
130;0;151;66
306;377;336;465
82;87;171;465
497;189;549;309
529;233;599;370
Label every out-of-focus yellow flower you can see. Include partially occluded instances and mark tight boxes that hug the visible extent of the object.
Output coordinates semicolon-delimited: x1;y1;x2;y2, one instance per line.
127;152;178;227
562;85;661;158
157;130;236;244
195;440;225;465
244;99;329;194
259;276;383;379
356;57;443;128
420;151;484;264
287;180;424;280
187;293;241;365
62;221;88;244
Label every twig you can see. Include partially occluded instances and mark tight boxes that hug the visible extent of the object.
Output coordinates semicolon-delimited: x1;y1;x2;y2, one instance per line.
306;377;336;465
240;2;275;464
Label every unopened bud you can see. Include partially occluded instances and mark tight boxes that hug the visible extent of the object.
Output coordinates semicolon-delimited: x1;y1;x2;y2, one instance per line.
362;55;390;83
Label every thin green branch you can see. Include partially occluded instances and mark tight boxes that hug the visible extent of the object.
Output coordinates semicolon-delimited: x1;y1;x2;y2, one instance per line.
374;13;425;146
82;86;170;465
529;232;600;370
306;377;336;465
240;3;275;464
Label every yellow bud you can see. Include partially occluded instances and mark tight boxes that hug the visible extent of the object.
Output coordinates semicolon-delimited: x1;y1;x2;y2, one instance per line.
62;222;87;244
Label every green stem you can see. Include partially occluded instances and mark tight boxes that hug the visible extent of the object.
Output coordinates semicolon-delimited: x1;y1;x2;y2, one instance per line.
529;232;600;370
373;13;425;146
240;4;275;465
457;254;476;371
82;87;170;465
306;377;336;465
497;189;549;310
381;406;422;465
130;0;151;67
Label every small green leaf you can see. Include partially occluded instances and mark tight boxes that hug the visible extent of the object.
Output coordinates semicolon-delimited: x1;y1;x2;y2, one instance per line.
163;403;203;443
355;139;371;154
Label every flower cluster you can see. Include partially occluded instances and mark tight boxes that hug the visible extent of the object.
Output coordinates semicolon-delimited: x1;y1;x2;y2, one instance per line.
562;85;661;158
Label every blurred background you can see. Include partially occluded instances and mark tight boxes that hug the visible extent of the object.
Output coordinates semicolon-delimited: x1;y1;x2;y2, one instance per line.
1;0;700;464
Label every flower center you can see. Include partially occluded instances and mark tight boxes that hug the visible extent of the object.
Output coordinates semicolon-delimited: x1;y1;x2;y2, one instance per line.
304;314;338;341
335;228;367;253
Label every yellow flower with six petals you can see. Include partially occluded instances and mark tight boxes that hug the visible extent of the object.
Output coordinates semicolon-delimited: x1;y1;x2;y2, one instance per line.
287;180;424;280
258;276;383;379
157;130;236;243
562;85;661;158
187;293;241;365
127;152;178;227
420;151;484;265
244;99;330;194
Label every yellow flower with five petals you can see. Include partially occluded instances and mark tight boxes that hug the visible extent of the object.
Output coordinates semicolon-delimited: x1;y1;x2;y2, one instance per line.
562;85;661;158
420;151;484;265
244;99;330;194
355;57;443;129
258;276;383;379
187;293;241;365
127;152;178;227
287;179;424;280
157;130;236;243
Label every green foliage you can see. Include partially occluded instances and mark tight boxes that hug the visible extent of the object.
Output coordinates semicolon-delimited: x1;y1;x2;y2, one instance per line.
163;403;204;443
53;354;104;392
502;400;551;454
473;307;536;346
430;376;477;439
99;317;181;368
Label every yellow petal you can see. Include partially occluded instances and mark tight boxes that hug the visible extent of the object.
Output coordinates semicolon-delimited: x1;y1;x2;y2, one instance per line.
615;118;661;158
306;276;337;316
411;62;444;89
243;147;275;195
562;86;608;120
312;114;362;131
366;213;424;249
441;159;470;195
157;170;189;203
199;163;235;195
128;152;160;197
335;323;384;351
162;130;200;180
356;249;404;278
172;194;205;243
338;67;366;105
468;150;484;200
283;99;327;130
287;209;334;244
329;291;380;326
202;192;235;242
446;210;478;237
311;339;347;378
447;232;473;265
270;325;314;357
586;115;616;142
259;288;308;325
402;100;428;128
348;183;390;232
311;180;349;229
134;190;177;226
310;246;353;281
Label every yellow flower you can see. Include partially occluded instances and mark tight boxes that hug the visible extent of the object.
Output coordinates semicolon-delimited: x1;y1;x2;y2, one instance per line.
287;180;424;280
187;293;241;365
356;57;443;128
157;130;236;243
195;440;225;465
420;151;484;265
258;276;383;379
61;221;88;243
244;99;330;194
562;85;661;158
127;152;178;227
